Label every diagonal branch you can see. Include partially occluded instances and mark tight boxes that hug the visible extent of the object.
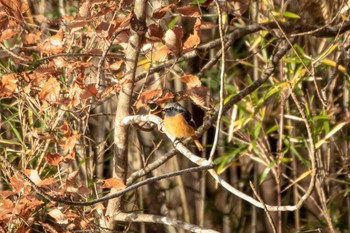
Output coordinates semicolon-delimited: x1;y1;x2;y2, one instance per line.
114;212;220;233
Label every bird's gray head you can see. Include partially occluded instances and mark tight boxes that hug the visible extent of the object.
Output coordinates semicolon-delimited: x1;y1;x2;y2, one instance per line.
164;103;185;116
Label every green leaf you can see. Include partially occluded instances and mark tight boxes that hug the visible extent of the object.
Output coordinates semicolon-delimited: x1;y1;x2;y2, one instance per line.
167;16;179;29
283;11;301;19
260;160;276;184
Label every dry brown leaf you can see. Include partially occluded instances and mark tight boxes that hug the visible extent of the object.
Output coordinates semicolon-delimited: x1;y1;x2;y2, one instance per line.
96;21;112;34
185;86;209;109
153;3;177;19
91;203;105;212
0;199;14;221
136;89;163;110
114;29;130;44
184;18;201;50
23;170;42;186
154;90;175;105
136;89;175;110
52;57;66;68
184;30;200;50
68;19;90;30
180;74;202;88
78;186;90;195
200;21;217;29
62;150;76;163
38;29;65;54
0;73;18;97
45;152;63;166
99;78;132;99
38;177;59;187
14;196;43;218
66;170;79;188
147;24;163;41
49;209;68;224
23;31;41;44
0;190;15;198
61;121;72;137
152;45;171;62
109;60;125;71
78;0;91;17
80;83;98;99
61;131;80;154
0;26;21;41
100;177;126;190
175;5;200;17
61;85;81;107
39;77;61;104
165;26;183;55
10;174;25;193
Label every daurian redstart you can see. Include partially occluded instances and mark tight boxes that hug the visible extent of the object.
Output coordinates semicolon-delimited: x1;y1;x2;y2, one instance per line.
163;103;203;151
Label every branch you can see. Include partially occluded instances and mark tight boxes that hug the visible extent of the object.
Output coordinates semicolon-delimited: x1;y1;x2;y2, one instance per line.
121;114;297;211
135;20;350;82
0;153;213;206
115;212;220;233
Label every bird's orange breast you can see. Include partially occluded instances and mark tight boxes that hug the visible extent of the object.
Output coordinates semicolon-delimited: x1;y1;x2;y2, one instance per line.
164;113;195;138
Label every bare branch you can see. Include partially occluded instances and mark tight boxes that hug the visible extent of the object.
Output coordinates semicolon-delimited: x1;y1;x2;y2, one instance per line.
115;212;220;233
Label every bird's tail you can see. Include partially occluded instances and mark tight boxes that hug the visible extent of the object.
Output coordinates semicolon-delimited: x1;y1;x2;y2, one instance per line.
192;136;204;151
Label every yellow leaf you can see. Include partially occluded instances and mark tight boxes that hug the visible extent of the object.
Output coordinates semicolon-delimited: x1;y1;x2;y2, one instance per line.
282;170;313;192
315;122;348;149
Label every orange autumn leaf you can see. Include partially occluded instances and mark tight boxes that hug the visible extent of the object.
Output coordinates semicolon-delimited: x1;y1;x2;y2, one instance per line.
61;131;79;154
0;26;21;42
23;31;41;44
153;3;177;19
175;5;200;17
184;18;201;50
80;83;98;100
152;45;171;62
180;74;202;88
100;177;126;190
60;120;72;137
38;177;59;187
136;89;175;110
184;30;200;50
0;73;18;97
0;199;14;221
39;77;61;104
14;196;43;218
45;152;63;166
0;190;15;199
136;89;163;108
99;78;132;99
10;174;25;193
38;29;65;54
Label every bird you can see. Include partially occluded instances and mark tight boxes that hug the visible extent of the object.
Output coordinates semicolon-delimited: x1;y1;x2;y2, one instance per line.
163;102;204;151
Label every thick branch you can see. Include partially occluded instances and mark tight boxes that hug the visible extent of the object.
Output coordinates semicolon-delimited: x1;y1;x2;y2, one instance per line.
115;212;219;233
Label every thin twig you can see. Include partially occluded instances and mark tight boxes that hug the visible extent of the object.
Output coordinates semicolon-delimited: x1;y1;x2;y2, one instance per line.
0;43;29;62
208;0;225;162
0;153;213;206
249;181;277;233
